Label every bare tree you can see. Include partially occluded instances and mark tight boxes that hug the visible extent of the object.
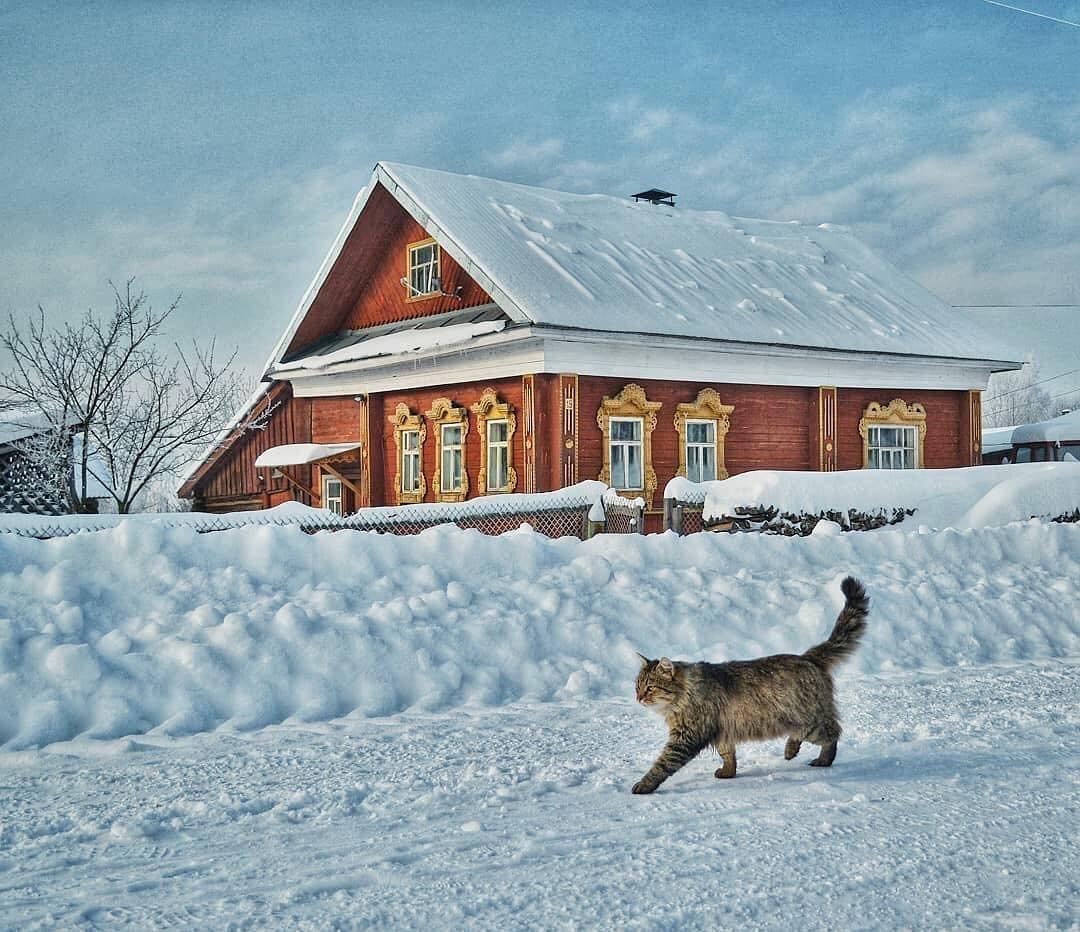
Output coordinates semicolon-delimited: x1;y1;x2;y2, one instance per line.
982;360;1053;429
1049;391;1080;418
1;280;245;513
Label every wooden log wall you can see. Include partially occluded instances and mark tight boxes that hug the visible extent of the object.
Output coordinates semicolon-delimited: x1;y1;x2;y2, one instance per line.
372;377;527;505
576;377;815;505
194;386;312;511
193;377;973;519
835;387;967;469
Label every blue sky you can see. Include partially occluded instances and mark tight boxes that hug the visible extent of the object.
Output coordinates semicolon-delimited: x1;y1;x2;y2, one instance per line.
1;0;1078;385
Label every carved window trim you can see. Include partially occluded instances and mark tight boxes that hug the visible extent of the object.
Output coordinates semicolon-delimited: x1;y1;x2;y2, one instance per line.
470;388;517;494
597;383;661;508
859;399;927;469
427;397;469;502
673;388;734;482
388;403;426;504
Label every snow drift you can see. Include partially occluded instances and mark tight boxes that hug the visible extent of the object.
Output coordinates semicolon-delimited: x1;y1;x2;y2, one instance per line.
664;462;1080;529
0;518;1077;751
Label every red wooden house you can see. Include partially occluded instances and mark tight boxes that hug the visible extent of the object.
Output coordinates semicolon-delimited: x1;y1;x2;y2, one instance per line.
179;163;1019;531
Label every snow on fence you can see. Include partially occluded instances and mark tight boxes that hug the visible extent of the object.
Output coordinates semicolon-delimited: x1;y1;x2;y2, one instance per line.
0;481;631;541
601;489;646;535
663;463;1080;535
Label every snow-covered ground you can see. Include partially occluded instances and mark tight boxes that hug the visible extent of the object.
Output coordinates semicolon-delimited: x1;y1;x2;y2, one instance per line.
1;661;1076;929
1;519;1077;927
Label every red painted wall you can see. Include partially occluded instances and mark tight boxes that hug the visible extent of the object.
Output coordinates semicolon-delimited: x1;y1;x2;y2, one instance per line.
192;378;972;519
285;184;492;357
835;388;967;470
577;377;815;503
371;378;526;504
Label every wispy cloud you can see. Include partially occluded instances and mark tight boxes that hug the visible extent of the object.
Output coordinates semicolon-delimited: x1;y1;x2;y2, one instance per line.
489;138;565;168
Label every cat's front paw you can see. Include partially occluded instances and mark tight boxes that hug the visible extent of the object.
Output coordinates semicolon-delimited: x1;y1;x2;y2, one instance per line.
632;780;657;795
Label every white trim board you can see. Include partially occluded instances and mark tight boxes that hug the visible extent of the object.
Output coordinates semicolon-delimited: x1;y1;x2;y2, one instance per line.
283;328;996;397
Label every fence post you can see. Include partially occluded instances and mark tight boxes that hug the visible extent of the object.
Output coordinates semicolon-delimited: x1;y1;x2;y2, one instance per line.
635;503;646;534
664;497;683;535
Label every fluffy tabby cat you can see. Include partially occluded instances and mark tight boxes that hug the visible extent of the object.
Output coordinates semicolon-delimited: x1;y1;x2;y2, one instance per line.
632;576;869;794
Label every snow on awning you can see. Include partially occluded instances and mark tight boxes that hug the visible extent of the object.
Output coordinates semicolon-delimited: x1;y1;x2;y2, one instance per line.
254;443;361;468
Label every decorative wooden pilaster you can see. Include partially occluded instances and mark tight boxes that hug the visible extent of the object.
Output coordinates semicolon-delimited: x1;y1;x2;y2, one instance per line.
963;390;982;466
356;394;372;508
817;386;838;471
559;374;579;489
521;375;537;493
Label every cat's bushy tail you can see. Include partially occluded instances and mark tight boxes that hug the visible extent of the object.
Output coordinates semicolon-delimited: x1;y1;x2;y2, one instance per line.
803;576;869;670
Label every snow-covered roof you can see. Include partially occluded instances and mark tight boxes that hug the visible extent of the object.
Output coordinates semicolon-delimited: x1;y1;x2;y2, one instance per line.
277;318;506;374
982;425;1016;454
270;162;1019;369
0;407;82;450
254;443;361;469
1012;408;1080;444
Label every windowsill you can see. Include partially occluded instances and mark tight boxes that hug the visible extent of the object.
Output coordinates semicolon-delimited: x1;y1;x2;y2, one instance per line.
405;292;440;304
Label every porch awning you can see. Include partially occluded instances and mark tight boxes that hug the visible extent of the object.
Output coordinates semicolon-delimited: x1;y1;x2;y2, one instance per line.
254;443;361;468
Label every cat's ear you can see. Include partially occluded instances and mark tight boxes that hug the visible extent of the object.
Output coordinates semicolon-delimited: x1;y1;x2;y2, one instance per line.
635;651;650;667
658;657;675;675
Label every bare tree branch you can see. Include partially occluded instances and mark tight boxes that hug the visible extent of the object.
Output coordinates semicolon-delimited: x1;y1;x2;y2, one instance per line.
1;281;245;513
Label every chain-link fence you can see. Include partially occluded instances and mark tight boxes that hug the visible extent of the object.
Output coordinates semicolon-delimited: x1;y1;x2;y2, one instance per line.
602;491;646;535
0;485;636;541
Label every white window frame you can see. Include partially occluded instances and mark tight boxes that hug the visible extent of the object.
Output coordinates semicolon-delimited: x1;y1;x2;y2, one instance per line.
440;422;464;493
609;416;644;490
866;424;919;469
684;418;718;483
321;474;344;515
407;239;440;299
401;428;421;494
486;418;510;492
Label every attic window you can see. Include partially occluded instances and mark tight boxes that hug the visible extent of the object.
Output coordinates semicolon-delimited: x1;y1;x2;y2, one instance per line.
407;238;440;300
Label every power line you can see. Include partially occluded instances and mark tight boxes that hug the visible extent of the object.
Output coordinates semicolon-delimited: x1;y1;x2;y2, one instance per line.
986;365;1080;402
979;0;1080;28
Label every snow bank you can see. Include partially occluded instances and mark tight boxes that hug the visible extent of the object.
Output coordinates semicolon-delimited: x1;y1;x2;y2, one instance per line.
665;462;1080;529
0;517;1077;750
0;482;607;538
0;500;337;537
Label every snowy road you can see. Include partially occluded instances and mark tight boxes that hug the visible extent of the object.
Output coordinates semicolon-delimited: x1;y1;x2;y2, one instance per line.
1;659;1076;930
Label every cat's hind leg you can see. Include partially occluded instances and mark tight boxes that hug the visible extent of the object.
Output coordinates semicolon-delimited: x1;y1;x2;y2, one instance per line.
806;720;840;767
784;737;802;760
714;744;737;779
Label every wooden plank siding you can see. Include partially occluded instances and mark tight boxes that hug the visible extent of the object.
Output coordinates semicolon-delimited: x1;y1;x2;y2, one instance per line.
191;379;972;521
372;378;526;506
835;388;967;470
577;376;814;490
194;387;313;512
284;184;493;358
